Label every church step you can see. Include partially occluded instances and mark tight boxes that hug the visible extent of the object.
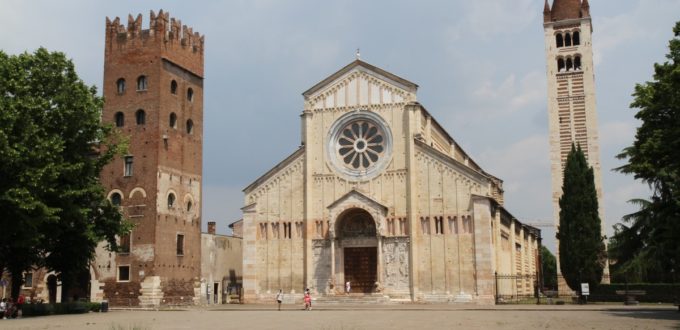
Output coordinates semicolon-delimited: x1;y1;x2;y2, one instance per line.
313;295;391;305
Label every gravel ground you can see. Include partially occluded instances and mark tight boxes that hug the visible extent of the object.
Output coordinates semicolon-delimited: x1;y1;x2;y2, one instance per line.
0;305;678;330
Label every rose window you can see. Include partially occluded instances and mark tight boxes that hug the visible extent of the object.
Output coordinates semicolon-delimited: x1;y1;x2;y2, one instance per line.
327;111;392;180
338;121;384;169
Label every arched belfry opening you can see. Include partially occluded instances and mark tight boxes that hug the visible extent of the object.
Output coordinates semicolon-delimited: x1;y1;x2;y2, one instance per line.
336;208;378;294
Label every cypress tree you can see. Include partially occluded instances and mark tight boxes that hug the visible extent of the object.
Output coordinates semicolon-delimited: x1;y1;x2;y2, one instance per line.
557;144;606;294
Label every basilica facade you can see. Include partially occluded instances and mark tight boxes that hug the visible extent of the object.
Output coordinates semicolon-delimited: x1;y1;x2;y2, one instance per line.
242;61;540;304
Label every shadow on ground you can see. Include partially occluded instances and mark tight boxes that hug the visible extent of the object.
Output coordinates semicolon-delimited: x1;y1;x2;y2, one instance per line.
605;310;680;323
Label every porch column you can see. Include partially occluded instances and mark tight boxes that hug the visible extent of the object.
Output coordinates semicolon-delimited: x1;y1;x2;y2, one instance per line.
377;235;384;290
330;237;336;294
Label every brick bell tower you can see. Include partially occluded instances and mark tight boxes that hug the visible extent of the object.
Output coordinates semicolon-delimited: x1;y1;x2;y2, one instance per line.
542;0;609;294
96;10;204;307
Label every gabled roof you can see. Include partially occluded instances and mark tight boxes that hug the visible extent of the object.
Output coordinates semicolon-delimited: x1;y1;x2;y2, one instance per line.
327;188;388;212
302;60;418;98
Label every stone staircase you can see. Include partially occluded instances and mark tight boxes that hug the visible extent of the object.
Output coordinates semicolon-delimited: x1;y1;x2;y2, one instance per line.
313;293;391;305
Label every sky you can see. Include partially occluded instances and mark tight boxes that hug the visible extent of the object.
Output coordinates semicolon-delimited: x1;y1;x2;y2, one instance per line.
1;0;679;253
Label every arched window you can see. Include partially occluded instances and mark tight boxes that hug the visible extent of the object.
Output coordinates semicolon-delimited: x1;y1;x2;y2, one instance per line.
187;88;194;102
186;119;193;134
135;109;146;125
573;31;580;46
111;192;122;206
566;57;573;71
565;33;572;47
116;78;126;94
171;80;178;94
168;193;176;209
574;56;582;70
557;58;565;72
169;112;177;129
137;75;147;91
556;34;563;48
187;201;192;212
115;112;124;127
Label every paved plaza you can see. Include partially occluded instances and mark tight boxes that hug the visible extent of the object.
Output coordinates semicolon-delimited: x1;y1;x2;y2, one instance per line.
0;304;678;330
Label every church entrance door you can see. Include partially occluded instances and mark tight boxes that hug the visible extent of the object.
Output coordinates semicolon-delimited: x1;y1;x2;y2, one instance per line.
344;247;377;293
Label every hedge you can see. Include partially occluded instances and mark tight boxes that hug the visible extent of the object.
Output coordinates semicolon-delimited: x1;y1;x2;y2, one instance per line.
588;283;680;303
21;302;101;317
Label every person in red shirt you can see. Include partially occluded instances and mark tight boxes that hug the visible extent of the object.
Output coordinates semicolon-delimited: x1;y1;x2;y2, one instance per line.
304;292;312;311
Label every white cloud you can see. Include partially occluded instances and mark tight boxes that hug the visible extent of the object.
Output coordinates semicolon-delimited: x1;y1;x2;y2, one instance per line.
469;70;546;118
593;0;680;65
598;120;636;149
479;134;549;189
447;0;537;39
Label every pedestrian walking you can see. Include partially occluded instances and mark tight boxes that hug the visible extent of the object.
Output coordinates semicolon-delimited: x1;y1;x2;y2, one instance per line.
276;289;283;311
304;292;312;311
345;281;351;295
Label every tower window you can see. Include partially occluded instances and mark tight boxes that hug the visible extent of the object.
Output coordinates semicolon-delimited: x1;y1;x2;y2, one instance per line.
116;78;126;94
168;193;176;209
115;112;124;127
137;75;147;91
556;34;563;48
24;272;33;288
171;80;178;94
111;192;122;206
136;109;146;125
124;156;133;177
574;56;582;70
557;58;565;72
176;234;185;255
118;266;130;282
187;88;194;102
170;112;177;129
186;119;194;134
573;31;580;46
565;33;572;47
187;200;192;212
566;58;573;71
119;234;130;254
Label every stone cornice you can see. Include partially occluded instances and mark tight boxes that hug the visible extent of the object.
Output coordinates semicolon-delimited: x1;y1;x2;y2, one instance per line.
414;140;488;184
302;59;418;98
242;147;305;193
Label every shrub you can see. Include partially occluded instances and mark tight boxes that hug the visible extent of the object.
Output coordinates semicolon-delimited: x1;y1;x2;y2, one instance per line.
590;283;680;303
21;302;93;317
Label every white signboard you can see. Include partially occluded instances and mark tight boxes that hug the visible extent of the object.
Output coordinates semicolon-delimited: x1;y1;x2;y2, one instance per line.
581;283;590;296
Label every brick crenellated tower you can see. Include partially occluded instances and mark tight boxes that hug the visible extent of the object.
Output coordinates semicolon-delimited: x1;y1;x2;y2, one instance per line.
93;10;204;307
542;0;609;295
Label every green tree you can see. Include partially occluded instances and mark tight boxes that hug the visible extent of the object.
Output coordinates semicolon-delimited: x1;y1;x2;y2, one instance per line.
557;144;606;294
614;21;680;280
540;246;557;290
0;48;129;300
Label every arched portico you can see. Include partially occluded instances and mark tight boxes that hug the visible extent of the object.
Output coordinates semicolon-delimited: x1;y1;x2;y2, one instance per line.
326;189;388;295
335;208;378;293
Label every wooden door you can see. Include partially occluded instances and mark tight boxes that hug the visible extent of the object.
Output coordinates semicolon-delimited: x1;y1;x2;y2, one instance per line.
344;247;377;293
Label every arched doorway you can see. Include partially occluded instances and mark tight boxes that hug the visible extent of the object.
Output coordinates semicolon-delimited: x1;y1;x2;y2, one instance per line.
337;208;378;294
47;275;57;304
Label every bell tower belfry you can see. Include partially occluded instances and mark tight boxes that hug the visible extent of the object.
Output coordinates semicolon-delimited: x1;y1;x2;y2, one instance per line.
542;0;609;293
